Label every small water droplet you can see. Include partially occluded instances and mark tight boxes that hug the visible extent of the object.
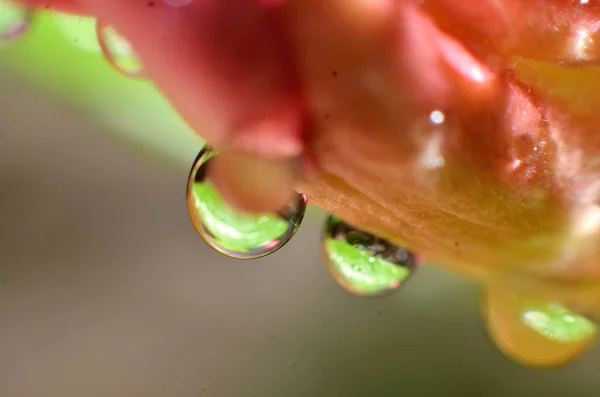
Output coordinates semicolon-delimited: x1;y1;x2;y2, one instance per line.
322;216;417;296
0;0;31;45
186;146;307;259
96;21;144;78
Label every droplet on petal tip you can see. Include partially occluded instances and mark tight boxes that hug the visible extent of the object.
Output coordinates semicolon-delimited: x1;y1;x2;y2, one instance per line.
186;146;307;260
322;216;418;297
0;0;32;46
96;20;145;78
483;286;598;368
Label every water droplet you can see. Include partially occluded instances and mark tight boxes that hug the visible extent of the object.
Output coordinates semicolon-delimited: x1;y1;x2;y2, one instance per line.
0;0;31;45
322;216;418;296
186;146;307;259
96;21;144;78
484;285;597;367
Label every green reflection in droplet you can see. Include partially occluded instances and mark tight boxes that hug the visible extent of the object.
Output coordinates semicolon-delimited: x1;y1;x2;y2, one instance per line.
192;182;289;252
325;238;410;295
0;0;28;44
522;302;597;343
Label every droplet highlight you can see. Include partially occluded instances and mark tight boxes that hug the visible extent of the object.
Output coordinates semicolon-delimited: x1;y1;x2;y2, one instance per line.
322;216;418;296
0;0;31;45
186;146;307;259
96;21;144;78
522;302;596;344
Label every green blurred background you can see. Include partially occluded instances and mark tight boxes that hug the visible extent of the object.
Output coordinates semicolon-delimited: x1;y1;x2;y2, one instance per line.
1;5;600;397
0;7;203;167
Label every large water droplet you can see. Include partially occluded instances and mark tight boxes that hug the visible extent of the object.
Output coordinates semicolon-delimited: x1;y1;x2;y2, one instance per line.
96;21;144;78
0;0;31;45
323;216;418;296
186;146;307;259
483;285;597;367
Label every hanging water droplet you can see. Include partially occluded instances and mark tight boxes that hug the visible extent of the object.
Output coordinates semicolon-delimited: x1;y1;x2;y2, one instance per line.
96;21;144;78
322;216;418;296
483;285;597;367
0;0;31;45
186;146;307;259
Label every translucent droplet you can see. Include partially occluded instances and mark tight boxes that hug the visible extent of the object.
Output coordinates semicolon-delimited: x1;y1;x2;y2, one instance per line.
96;21;144;78
483;285;597;367
0;0;31;45
186;146;307;259
323;216;417;296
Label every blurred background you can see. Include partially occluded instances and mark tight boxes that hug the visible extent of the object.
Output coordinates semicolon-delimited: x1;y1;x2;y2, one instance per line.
1;5;600;397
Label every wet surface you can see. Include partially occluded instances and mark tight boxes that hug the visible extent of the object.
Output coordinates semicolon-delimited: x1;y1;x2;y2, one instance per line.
1;72;600;397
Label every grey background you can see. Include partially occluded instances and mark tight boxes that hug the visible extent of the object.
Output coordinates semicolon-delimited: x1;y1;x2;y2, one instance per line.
1;71;599;397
